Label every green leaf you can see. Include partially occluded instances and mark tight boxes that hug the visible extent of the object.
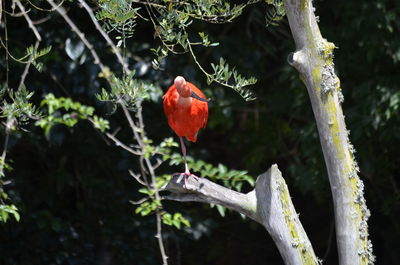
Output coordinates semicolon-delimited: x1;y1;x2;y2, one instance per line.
138;188;151;195
216;205;226;217
0;204;20;222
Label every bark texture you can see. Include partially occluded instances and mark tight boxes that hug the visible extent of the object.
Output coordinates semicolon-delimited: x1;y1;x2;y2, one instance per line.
166;164;318;265
283;0;374;264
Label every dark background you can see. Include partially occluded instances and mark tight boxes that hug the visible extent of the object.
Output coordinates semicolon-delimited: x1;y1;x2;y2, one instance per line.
1;0;399;264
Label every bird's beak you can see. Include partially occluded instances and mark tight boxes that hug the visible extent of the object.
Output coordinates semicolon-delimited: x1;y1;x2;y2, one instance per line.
191;91;210;102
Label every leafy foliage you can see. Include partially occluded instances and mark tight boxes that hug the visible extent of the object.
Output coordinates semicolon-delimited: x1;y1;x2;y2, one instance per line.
0;86;43;223
96;71;157;110
209;58;257;101
96;0;138;40
0;86;41;128
265;0;285;27
0;204;19;223
162;212;190;229
0;158;19;223
0;86;41;223
36;93;109;135
3;44;51;72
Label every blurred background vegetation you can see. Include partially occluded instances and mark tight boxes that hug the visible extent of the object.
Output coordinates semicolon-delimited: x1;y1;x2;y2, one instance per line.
1;0;399;264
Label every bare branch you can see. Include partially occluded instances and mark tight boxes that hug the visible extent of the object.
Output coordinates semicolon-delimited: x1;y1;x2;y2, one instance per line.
129;196;149;205
165;164;318;265
18;40;39;90
46;0;107;73
129;169;147;186
14;0;41;41
27;0;65;12
118;100;168;265
165;174;259;222
105;132;142;156
77;0;130;74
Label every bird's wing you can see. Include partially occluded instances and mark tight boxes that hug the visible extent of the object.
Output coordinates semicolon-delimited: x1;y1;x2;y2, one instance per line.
163;85;179;127
188;83;208;129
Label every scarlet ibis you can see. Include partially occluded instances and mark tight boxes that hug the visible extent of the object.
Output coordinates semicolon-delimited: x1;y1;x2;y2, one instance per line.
163;76;209;185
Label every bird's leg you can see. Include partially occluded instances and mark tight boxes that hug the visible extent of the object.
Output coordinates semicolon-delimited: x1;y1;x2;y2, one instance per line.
179;136;189;174
173;137;199;186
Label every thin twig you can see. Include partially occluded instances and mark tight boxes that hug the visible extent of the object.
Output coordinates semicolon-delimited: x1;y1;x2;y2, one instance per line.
78;0;130;74
138;111;169;265
119;101;143;147
155;209;168;265
3;0;9;86
46;0;107;73
15;1;42;90
105;132;142;156
9;2;43;89
122;100;168;264
18;41;39;90
27;0;65;12
14;0;42;41
0;119;14;177
152;158;163;170
145;5;186;55
129;196;149;205
129;170;147;186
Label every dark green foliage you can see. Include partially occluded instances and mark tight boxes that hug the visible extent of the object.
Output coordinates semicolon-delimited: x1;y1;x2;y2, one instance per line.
96;0;138;40
36;93;109;134
95;71;155;110
2;44;51;72
0;86;42;126
265;0;286;27
0;86;42;222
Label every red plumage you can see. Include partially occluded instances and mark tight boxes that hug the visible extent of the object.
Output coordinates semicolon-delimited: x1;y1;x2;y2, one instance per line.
163;82;208;142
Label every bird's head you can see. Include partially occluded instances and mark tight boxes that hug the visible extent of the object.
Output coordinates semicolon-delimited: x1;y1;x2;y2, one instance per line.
174;76;210;102
174;76;191;98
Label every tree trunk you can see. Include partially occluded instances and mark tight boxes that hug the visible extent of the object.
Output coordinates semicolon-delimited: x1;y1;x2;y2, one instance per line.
283;0;374;264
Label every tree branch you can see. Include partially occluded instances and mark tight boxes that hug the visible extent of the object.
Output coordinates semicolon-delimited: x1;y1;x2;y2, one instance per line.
165;172;259;222
14;0;42;90
165;164;318;265
46;0;107;73
77;0;130;74
283;1;374;264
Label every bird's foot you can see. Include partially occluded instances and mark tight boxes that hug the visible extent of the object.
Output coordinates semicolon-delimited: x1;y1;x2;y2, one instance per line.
173;172;199;187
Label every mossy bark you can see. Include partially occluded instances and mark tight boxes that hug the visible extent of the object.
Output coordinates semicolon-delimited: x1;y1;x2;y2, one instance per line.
283;0;374;264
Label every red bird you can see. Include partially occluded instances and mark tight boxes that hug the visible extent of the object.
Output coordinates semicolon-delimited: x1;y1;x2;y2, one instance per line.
163;76;209;184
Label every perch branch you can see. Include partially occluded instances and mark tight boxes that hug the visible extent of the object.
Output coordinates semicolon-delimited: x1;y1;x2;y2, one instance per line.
165;164;318;265
165;173;259;222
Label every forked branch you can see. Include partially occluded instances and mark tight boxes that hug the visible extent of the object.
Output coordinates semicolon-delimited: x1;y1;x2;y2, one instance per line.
165;164;318;265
